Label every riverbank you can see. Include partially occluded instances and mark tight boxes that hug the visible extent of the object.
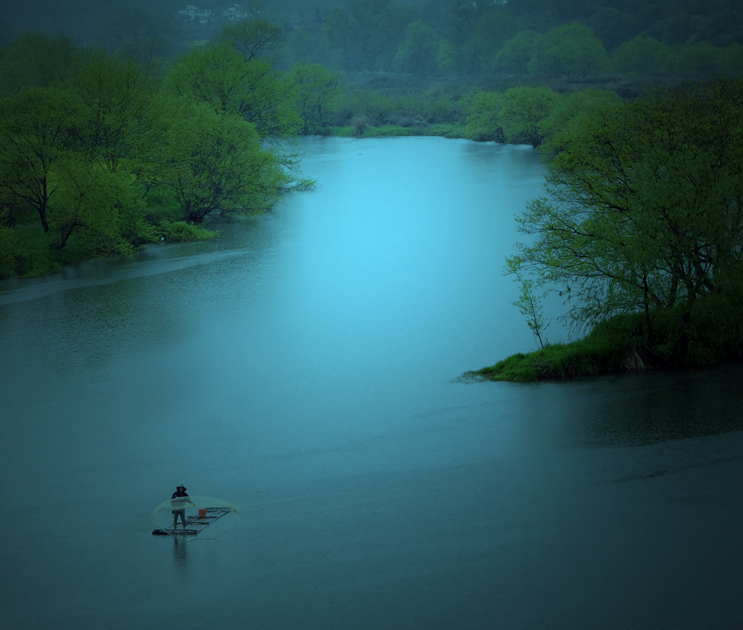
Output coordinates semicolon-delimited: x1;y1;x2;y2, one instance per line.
1;219;217;280
328;122;466;139
469;290;743;382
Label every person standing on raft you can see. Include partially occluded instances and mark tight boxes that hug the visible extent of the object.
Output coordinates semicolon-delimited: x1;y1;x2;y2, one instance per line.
171;485;193;531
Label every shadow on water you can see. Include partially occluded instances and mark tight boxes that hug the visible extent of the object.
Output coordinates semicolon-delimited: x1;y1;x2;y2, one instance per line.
531;362;743;449
173;537;188;573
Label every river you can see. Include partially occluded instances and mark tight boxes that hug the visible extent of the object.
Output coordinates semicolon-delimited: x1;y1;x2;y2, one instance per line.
1;137;742;629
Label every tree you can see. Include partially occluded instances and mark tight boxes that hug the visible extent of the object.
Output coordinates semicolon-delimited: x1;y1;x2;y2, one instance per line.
395;20;442;76
498;86;559;147
0;32;78;97
675;43;725;75
541;88;621;142
512;273;550;348
165;43;301;138
611;35;673;75
529;22;609;78
0;84;154;256
289;62;342;134
322;0;408;72
495;30;542;75
0;87;86;233
63;51;163;174
464;90;504;142
218;18;284;61
454;8;522;75
50;163;148;256
508;79;743;335
100;8;182;73
160;101;286;223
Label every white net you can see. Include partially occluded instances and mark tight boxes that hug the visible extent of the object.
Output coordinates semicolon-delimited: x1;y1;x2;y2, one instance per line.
151;495;242;539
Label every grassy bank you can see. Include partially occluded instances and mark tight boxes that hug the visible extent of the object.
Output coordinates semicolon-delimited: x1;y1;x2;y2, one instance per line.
328;122;466;139
1;220;216;280
469;290;743;382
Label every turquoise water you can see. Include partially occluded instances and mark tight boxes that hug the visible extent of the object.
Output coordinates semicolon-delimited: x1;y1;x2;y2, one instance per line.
1;137;742;629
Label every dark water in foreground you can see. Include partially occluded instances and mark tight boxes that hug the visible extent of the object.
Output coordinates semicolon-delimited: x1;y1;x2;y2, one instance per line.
1;138;742;629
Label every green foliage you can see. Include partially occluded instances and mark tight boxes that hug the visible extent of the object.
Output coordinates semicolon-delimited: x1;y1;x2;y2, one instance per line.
464;86;560;146
498;86;559;147
395;21;442;77
283;21;334;69
673;43;726;75
0;86;87;233
99;8;183;73
50;163;145;257
452;8;522;75
218;18;284;61
165;43;301;138
495;30;542;75
334;88;394;127
289;62;343;134
62;51;163;173
541;88;621;146
529;22;609;78
464;90;503;142
160;100;285;223
0;224;20;279
0;32;78;97
508;78;743;336
474;339;619;382
512;273;549;348
322;0;410;72
156;220;217;243
611;36;674;75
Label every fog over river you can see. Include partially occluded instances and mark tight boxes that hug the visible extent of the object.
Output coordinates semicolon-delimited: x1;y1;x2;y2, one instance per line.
1;137;742;629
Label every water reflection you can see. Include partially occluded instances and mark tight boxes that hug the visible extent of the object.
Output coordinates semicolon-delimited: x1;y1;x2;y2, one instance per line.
528;363;743;449
173;537;188;573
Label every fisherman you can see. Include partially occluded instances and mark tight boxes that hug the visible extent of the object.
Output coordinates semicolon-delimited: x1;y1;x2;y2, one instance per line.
171;484;192;532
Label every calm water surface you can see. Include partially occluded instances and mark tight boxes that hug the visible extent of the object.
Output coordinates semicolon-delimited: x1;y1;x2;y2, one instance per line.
1;137;742;629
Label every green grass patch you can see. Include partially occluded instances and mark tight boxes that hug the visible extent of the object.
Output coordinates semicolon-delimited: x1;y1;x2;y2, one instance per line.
156;220;217;242
470;291;743;382
325;122;466;139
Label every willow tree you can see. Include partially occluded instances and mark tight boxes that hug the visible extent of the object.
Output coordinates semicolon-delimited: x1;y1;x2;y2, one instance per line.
164;42;300;139
508;79;743;336
160;101;286;224
218;18;284;61
0;87;86;232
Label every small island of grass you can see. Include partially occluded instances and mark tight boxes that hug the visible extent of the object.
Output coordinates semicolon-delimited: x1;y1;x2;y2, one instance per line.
469;290;743;382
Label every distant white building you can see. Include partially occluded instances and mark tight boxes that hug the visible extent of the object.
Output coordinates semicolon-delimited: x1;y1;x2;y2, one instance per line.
223;3;249;21
177;5;212;23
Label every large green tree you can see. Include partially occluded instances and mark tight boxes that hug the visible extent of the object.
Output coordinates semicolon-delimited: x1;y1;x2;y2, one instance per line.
395;20;442;77
62;51;163;174
611;35;673;75
160;101;286;223
498;86;560;147
464;90;504;142
495;30;542;75
165;43;301;138
508;79;743;334
99;8;182;73
529;22;609;78
218;18;284;61
289;62;342;134
0;33;78;98
0;87;85;233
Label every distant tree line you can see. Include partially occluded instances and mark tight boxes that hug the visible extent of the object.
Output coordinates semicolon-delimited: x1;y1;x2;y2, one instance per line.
273;0;743;78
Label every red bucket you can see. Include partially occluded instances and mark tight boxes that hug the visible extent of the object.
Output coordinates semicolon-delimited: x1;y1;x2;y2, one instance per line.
198;508;207;519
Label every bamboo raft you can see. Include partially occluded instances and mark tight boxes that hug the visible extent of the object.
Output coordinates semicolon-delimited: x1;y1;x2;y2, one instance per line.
152;506;232;536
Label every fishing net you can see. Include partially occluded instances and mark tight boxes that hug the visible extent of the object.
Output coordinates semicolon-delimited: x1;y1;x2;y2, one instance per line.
151;495;242;539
